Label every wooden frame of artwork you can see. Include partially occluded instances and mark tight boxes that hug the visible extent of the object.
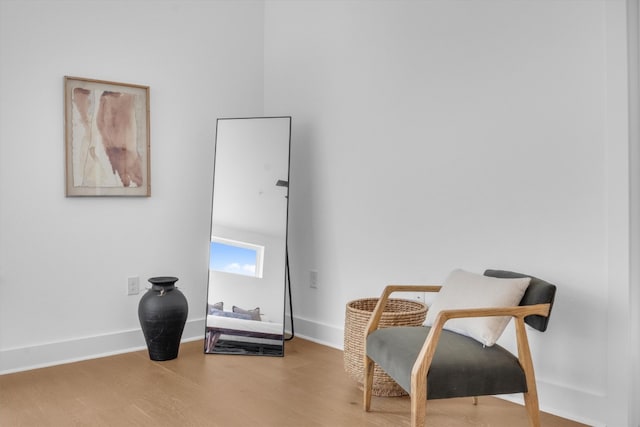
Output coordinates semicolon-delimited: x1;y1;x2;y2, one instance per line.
64;76;150;196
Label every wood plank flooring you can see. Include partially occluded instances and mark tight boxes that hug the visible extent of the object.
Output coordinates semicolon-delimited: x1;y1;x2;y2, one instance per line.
0;338;588;426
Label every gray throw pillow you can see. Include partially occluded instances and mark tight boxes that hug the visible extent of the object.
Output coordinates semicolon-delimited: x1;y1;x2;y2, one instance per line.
232;305;261;321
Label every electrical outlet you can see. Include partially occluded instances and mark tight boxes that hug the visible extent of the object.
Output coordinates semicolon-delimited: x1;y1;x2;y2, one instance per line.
310;270;318;289
127;276;140;295
403;292;425;304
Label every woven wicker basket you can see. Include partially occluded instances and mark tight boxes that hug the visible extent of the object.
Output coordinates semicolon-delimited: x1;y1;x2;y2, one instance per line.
344;298;427;397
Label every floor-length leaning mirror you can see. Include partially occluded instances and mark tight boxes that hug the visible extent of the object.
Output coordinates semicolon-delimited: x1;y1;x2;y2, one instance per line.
205;117;291;356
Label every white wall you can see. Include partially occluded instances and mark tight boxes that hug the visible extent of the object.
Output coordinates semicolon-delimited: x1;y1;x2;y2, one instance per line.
626;2;640;426
264;1;634;426
0;1;637;426
0;0;265;370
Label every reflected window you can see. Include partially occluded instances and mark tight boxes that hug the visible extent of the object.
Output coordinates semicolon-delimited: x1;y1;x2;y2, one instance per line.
209;237;264;278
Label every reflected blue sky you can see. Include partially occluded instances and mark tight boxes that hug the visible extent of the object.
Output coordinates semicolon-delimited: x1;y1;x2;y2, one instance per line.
210;241;257;277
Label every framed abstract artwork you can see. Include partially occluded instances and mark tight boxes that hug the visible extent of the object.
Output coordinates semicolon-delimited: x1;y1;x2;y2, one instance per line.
64;76;150;196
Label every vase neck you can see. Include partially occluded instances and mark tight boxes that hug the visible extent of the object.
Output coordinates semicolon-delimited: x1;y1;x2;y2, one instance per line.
151;283;175;292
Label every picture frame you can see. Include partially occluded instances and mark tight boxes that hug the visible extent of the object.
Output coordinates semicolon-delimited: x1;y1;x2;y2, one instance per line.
64;76;150;197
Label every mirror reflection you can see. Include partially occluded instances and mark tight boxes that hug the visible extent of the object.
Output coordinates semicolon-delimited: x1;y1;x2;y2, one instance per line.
205;117;291;356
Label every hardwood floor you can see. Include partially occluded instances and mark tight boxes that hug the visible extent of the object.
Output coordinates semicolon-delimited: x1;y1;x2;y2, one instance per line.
0;338;588;427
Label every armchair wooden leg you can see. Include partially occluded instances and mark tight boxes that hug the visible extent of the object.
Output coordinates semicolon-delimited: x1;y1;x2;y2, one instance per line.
410;376;427;427
523;391;541;427
472;396;478;405
515;318;541;427
363;355;374;411
410;393;427;427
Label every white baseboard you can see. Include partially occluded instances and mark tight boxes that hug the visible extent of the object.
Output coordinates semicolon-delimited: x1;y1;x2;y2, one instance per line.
286;314;344;350
498;391;605;427
0;318;206;375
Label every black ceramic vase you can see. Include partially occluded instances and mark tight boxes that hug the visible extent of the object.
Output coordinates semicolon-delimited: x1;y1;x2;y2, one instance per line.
138;276;188;361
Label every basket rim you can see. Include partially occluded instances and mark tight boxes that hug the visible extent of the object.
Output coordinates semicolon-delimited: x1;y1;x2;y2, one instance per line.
346;297;426;316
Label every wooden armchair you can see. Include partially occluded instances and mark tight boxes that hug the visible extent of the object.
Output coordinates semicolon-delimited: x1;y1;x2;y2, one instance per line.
363;269;556;427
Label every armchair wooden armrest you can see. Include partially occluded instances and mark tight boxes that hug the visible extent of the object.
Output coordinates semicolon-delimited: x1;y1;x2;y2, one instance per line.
363;284;439;414
410;303;551;427
364;284;441;338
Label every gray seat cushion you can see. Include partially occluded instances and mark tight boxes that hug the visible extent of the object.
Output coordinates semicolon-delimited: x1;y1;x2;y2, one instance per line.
366;326;527;399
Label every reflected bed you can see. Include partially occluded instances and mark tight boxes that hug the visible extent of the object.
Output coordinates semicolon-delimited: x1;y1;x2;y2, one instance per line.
205;315;284;356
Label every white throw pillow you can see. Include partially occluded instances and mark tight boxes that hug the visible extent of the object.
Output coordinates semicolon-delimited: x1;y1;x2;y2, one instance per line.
424;269;530;346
